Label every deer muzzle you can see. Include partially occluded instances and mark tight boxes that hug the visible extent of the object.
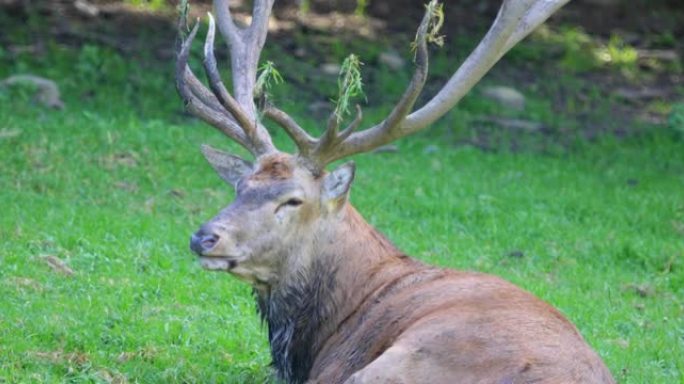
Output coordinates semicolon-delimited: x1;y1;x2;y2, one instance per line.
190;230;220;256
190;223;242;272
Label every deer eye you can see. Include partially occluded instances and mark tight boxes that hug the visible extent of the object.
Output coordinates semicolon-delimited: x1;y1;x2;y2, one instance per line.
284;198;303;207
276;198;303;213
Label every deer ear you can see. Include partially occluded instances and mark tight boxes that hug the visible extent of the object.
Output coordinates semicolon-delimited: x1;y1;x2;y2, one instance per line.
322;161;355;210
200;144;253;188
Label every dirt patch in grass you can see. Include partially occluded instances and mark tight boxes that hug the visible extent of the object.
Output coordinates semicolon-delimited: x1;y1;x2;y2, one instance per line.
30;349;90;365
5;276;45;292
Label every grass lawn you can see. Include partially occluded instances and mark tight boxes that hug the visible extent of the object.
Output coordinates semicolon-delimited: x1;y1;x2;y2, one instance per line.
1;14;683;383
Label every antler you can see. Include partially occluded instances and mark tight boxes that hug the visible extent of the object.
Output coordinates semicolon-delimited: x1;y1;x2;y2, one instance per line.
176;0;276;157
267;0;570;172
178;0;569;172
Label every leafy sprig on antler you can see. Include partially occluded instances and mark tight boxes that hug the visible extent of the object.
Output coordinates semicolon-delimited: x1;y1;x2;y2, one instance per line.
333;54;365;123
411;0;444;58
255;61;283;100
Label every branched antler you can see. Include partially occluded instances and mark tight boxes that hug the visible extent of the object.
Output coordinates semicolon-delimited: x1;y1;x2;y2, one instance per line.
176;21;253;150
273;0;438;171
176;0;276;157
299;0;571;170
178;0;570;172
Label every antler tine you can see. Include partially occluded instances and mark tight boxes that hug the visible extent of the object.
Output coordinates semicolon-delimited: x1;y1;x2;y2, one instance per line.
402;0;571;131
502;0;571;54
263;105;316;156
177;0;279;157
213;0;240;45
213;0;275;119
250;0;275;49
339;104;363;141
213;0;277;155
178;20;219;113
319;113;343;151
263;103;362;174
176;20;253;151
203;13;268;153
300;2;434;170
335;0;534;158
316;104;364;158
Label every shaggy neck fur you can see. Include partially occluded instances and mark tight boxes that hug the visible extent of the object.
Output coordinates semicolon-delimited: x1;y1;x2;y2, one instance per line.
254;204;401;384
255;259;337;383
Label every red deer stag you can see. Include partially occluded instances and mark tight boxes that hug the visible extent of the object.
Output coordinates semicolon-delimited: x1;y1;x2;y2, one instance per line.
177;0;615;383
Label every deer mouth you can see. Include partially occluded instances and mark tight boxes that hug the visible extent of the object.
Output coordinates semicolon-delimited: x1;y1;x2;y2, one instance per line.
199;256;238;271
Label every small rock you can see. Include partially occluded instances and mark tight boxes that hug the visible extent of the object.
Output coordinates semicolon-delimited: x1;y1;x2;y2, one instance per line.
7;276;44;292
481;86;526;111
1;74;65;109
379;50;405;71
74;0;99;17
320;63;341;76
636;49;679;62
423;144;439;154
101;152;139;169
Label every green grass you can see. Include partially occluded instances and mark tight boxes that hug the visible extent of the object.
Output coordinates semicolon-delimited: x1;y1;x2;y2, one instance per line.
1;27;683;384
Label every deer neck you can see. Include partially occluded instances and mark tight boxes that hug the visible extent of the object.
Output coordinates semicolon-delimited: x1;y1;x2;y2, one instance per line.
255;203;413;383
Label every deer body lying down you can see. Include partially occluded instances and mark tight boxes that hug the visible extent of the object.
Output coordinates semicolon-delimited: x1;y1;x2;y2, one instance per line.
176;0;615;382
191;151;614;384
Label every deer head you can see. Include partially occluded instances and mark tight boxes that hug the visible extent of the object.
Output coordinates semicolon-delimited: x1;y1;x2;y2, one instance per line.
189;146;356;290
179;0;570;288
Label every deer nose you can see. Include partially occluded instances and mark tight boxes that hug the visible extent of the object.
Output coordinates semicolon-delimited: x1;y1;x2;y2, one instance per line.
190;229;220;255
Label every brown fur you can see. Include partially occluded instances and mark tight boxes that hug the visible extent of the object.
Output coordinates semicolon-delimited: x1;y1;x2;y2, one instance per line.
249;153;294;182
303;206;614;384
